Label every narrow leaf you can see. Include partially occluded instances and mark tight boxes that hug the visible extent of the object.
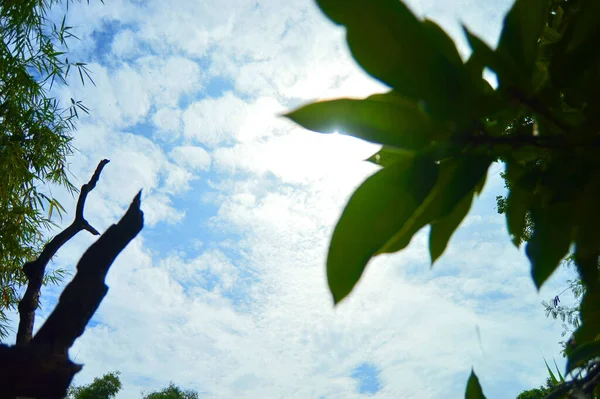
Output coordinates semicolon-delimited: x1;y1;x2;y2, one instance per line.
543;358;558;385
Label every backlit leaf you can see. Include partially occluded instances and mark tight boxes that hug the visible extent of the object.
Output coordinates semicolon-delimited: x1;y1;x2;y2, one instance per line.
316;0;469;117
285;92;439;150
327;157;438;304
379;156;491;254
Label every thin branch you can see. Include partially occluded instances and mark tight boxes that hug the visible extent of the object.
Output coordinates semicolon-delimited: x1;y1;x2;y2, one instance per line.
32;190;143;353
16;159;109;344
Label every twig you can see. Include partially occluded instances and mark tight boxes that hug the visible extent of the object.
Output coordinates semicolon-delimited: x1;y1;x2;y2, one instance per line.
16;159;109;344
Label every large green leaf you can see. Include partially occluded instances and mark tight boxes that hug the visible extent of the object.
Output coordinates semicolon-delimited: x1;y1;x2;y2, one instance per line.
316;0;469;117
550;0;600;87
285;92;439;150
378;156;491;254
465;370;487;399
525;202;574;289
573;173;600;289
567;340;600;373
429;189;475;265
327;157;438;304
496;0;549;82
463;27;520;91
574;291;600;344
503;161;535;247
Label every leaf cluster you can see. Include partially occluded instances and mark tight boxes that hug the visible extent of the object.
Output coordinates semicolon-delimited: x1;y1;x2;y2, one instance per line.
286;0;600;396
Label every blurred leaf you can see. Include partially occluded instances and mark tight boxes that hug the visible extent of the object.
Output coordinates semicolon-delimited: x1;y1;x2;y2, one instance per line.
327;157;438;304
504;161;535;246
316;0;469;118
566;340;600;373
285;92;439;150
365;146;413;168
575;291;600;343
496;0;549;83
526;201;573;289
465;370;487;399
429;188;475;264
379;156;491;254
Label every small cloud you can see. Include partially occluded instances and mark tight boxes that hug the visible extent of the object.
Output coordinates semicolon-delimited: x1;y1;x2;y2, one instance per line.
169;146;212;172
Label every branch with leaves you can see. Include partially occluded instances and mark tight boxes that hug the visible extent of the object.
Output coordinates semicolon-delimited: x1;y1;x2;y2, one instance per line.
286;0;600;397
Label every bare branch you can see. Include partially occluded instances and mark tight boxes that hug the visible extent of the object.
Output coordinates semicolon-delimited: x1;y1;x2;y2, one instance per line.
2;191;143;398
32;191;144;353
17;159;109;344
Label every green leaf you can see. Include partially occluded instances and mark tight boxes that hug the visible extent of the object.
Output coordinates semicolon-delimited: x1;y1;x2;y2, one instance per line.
315;0;469;116
496;0;549;80
573;174;600;288
525;202;574;289
365;146;413;168
429;189;474;265
566;340;600;373
543;358;558;385
574;291;600;344
504;162;535;246
465;370;487;399
379;156;491;254
550;0;600;87
463;27;519;90
327;157;438;304
285;92;439;150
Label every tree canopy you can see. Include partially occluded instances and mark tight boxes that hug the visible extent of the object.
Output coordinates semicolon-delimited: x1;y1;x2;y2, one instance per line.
142;382;200;399
287;0;600;396
0;0;94;337
67;371;122;399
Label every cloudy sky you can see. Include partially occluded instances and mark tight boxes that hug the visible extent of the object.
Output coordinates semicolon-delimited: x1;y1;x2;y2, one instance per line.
9;0;581;397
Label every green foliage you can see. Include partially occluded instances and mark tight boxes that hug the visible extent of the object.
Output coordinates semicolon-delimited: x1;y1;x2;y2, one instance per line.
0;0;94;338
286;0;600;395
465;370;487;399
142;382;199;399
516;379;553;399
67;371;122;399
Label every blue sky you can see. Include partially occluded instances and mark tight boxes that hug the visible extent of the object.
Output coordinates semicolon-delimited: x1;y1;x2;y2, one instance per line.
8;0;583;397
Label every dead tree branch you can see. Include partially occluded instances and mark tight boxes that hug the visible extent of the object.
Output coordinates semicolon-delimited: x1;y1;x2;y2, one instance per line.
17;159;109;344
1;190;143;399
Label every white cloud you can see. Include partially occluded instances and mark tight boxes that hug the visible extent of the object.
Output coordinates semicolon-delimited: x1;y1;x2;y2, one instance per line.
182;92;289;146
152;108;183;140
168;146;212;172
